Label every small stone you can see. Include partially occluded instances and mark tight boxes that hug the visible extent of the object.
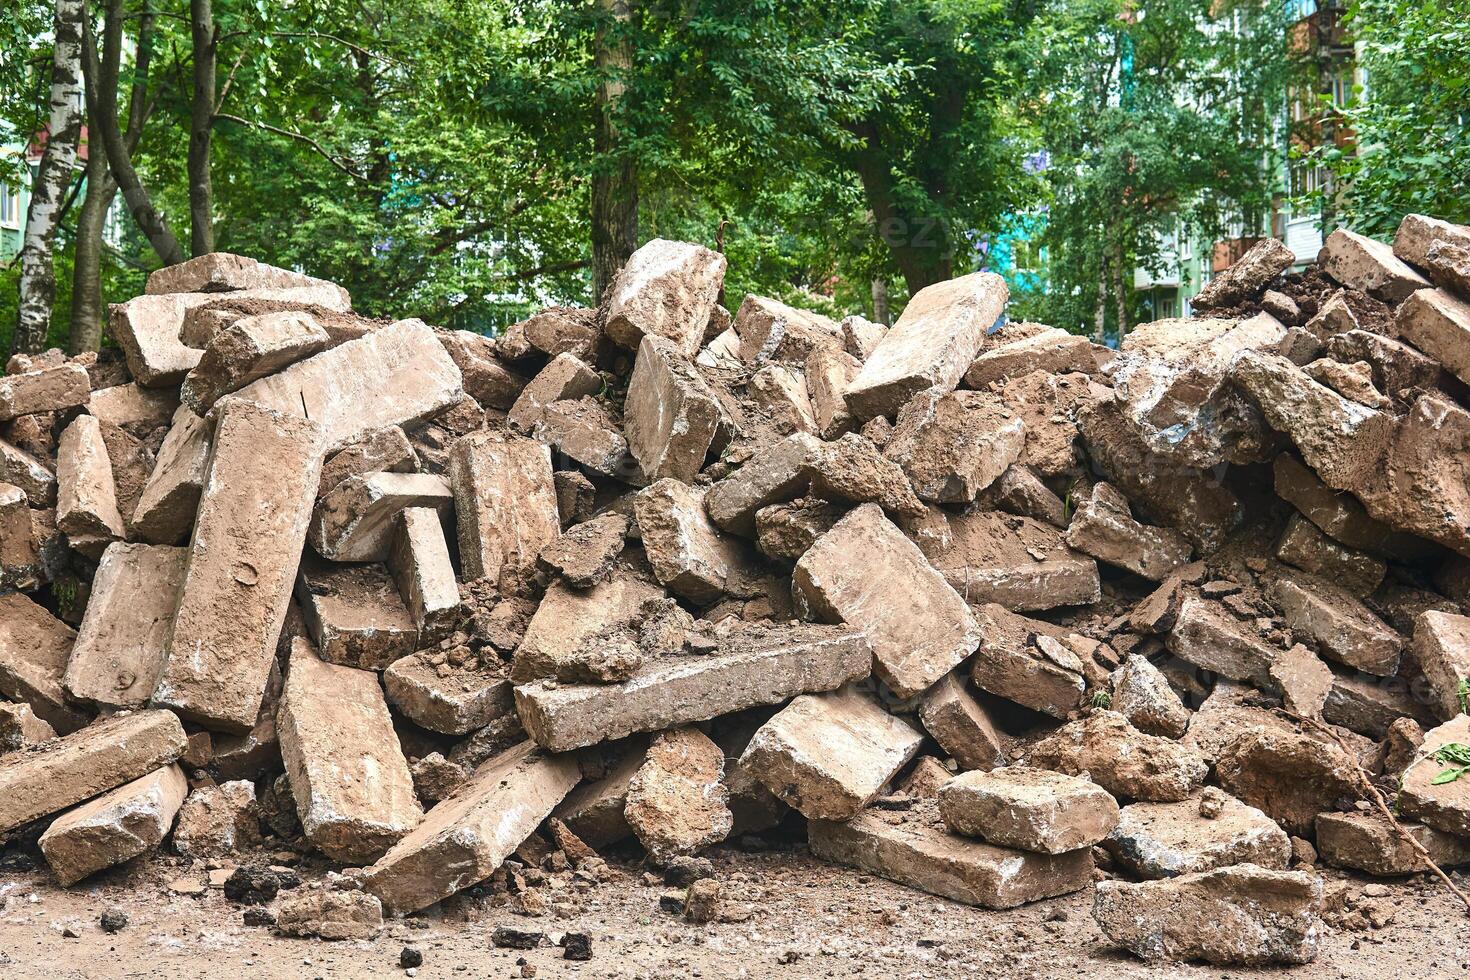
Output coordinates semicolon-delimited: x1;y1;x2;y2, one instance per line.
99;909;127;933
400;947;424;969
684;878;722;923
224;867;281;906
561;932;592;960
492;926;544;950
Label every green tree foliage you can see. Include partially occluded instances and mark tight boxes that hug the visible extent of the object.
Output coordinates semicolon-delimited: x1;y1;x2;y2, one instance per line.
1312;0;1470;236
1018;0;1293;338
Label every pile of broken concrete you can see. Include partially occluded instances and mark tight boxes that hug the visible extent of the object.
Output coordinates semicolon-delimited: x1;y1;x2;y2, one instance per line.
5;215;1470;965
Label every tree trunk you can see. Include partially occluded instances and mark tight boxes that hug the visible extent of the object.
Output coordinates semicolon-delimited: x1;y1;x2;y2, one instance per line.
871;277;890;326
13;0;85;355
71;2;153;353
188;0;215;255
1093;248;1108;344
68;141;114;354
849;128;952;294
590;0;636;304
1113;236;1129;340
85;0;183;267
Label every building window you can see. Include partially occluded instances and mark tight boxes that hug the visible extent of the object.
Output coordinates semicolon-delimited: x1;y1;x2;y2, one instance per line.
0;180;18;228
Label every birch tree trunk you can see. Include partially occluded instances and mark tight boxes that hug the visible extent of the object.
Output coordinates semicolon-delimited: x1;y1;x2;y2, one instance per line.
13;0;85;355
188;0;216;255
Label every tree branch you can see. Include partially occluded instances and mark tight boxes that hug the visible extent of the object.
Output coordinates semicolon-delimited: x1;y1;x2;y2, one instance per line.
213;113;372;182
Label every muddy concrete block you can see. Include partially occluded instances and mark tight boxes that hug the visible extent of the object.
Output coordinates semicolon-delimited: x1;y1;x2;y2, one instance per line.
1322;670;1431;739
749;363;818;434
221;318;463;453
512;567;664;681
515;623;870;752
793;504;979;699
624;336;724;482
1192;238;1295;309
318;426;415;499
1400;714;1470;837
883;389;1023;502
806;433;924;519
810;802;1093;909
1078;396;1241;553
1319;228;1430;304
704;432;819;536
436;329;528;410
739;686;921;820
939;767;1118;854
1094;864;1323;965
0;437;55;506
1026;711;1207;803
920;509;1100;612
172;778;260;857
805;345;861;438
964;329;1095;389
0;592;88;733
38;764;188;886
1103;792;1290;879
507;353;601;432
1269;644;1333;719
1111;653;1190;738
1275;513;1385;596
211;655;286;781
754;497;840;561
1215;729;1357;837
383;651;512;736
1317;810;1470;876
55;414;124;545
145;252;348;298
732;295;842;366
0;364;90;422
129;405;212;545
0;482;40;589
86;382;179;433
1412;610;1470;721
969;604;1085;718
976;463;1067;528
553;745;643;848
310;471;451;563
277;639;422;863
388;506;459;639
0;709;186;834
449;428;559;583
361;741;580;914
0;701;56;754
1393;213;1470;269
64;543;187;709
181;311;331;413
625;727;732;862
295;558;418;670
534;396;638;479
1396;287;1470;386
153;401;324;732
845;272;1007;420
1165;595;1278;686
919;672;1008;771
537;513;627;588
1267;569;1402;676
839;314;885;360
524;305;599;359
108;294;207;387
1065;483;1191;581
605;239;726;355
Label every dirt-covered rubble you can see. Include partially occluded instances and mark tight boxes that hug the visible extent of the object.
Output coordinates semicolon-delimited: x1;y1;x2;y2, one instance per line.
5;215;1470;969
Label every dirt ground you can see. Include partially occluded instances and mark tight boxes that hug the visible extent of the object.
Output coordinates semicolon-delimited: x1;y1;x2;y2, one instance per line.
2;844;1468;980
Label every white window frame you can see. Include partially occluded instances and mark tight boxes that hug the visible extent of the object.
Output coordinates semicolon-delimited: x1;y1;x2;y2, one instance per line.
0;180;19;229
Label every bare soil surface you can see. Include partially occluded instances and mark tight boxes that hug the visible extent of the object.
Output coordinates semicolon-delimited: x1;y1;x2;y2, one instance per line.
2;846;1467;979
